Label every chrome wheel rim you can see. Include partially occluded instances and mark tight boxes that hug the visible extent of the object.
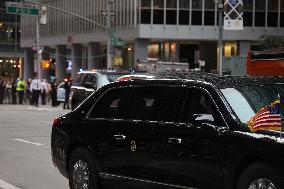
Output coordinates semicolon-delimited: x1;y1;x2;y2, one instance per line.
248;178;277;189
72;159;90;189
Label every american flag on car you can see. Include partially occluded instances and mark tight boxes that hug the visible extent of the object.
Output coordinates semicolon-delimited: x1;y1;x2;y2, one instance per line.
247;98;281;132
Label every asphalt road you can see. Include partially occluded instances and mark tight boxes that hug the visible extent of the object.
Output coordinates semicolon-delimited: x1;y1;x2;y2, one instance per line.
0;104;69;189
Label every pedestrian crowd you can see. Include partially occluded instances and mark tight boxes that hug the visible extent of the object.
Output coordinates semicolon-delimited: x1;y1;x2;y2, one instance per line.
0;74;66;108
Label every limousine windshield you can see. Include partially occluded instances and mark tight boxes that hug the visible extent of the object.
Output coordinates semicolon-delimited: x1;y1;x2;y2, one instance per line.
221;84;284;124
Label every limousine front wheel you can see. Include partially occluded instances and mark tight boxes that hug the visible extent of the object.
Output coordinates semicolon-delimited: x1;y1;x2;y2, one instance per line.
69;147;100;189
237;163;282;189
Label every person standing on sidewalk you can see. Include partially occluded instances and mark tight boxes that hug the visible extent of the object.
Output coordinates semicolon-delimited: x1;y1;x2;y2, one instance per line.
30;74;42;107
63;78;71;109
0;77;5;104
16;78;25;104
11;79;17;104
41;79;49;105
50;80;58;107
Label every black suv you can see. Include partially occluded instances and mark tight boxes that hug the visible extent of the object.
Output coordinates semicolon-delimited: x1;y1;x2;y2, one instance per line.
70;70;129;110
52;74;284;189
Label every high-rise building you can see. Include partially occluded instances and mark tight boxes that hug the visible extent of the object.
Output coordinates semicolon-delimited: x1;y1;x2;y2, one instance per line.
0;0;23;78
21;0;284;80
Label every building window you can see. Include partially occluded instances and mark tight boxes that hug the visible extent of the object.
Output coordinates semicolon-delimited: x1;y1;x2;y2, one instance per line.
268;0;279;27
192;0;202;9
192;0;202;25
160;42;178;61
243;0;253;26
141;0;151;24
166;0;177;25
153;0;164;24
148;43;160;58
179;0;190;25
281;0;284;27
192;11;202;25
154;0;164;8
179;10;190;25
255;0;266;27
141;0;151;8
180;0;190;9
224;42;237;57
204;1;215;26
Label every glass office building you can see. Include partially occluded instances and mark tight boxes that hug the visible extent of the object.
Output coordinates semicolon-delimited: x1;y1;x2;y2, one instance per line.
0;0;23;77
21;0;284;80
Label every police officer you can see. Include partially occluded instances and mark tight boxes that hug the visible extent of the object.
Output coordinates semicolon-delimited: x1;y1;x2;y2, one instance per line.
16;78;25;104
63;78;71;109
30;74;42;107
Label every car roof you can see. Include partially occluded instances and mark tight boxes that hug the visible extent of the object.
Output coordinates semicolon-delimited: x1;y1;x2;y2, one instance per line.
77;70;130;75
116;74;156;81
108;72;284;89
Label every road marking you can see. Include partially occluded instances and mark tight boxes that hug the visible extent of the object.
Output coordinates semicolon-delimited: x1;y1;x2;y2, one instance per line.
0;178;22;189
14;138;43;146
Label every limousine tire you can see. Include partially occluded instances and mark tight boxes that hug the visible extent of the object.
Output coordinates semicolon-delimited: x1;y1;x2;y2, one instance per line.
236;163;282;189
69;147;100;189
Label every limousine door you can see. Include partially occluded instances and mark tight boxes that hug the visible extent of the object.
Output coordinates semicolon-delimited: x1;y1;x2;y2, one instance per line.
85;86;160;189
111;86;164;186
153;87;225;189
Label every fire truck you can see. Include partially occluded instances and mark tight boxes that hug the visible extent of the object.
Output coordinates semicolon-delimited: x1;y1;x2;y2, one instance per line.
247;48;284;76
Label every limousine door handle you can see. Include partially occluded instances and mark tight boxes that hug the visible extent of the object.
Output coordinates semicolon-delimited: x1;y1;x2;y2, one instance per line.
113;135;126;140
168;137;182;144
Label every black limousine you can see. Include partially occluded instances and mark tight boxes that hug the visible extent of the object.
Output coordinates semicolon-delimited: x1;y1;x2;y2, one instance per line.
52;74;284;189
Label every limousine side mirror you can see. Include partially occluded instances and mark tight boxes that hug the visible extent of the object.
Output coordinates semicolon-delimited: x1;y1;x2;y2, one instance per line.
84;82;97;90
193;114;215;124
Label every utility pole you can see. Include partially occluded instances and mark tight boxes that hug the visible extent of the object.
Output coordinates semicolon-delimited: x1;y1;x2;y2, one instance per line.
214;0;224;75
35;16;42;79
106;0;113;70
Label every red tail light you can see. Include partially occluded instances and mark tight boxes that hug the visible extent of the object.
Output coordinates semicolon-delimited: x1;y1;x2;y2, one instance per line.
53;118;62;127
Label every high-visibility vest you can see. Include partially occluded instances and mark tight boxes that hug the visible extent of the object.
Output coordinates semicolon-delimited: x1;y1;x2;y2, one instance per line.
16;80;25;92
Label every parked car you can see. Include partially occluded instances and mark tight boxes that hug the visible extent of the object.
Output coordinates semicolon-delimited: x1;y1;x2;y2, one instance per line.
116;73;156;81
56;82;65;103
51;74;284;189
70;70;129;110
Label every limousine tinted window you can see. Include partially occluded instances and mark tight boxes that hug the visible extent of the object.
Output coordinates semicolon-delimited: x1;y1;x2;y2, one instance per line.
181;88;223;125
127;86;163;121
88;88;129;119
221;84;284;124
159;86;187;122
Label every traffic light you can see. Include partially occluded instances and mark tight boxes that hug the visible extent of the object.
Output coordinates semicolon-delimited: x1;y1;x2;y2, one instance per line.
41;60;50;70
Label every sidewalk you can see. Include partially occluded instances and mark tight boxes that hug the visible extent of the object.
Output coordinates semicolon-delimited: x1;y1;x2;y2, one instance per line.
0;104;70;113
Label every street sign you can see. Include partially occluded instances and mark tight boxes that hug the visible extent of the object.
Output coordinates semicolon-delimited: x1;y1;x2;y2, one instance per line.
115;40;125;47
6;6;39;15
229;0;238;6
224;0;243;30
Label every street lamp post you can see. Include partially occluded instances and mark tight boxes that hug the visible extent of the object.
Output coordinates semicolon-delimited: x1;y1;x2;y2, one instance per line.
106;0;114;70
214;0;224;75
35;16;42;79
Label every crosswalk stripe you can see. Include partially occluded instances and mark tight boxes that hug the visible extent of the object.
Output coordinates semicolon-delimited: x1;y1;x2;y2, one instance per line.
0;178;22;189
14;138;43;146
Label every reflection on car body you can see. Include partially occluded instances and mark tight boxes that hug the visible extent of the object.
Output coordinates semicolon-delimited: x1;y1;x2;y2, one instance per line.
116;74;156;81
51;74;284;189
